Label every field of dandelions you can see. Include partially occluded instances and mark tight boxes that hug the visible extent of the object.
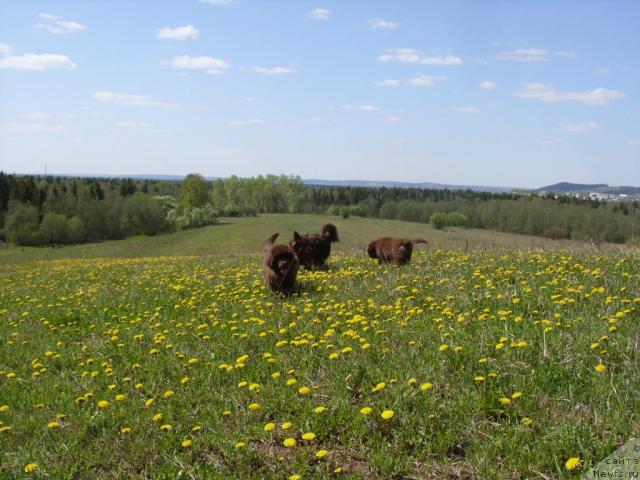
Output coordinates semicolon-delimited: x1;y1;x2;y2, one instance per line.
1;250;638;479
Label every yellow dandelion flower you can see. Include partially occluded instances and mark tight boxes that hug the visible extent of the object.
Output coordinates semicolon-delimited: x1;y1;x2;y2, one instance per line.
474;376;485;382
248;402;261;411
420;382;433;391
192;425;202;432
264;422;275;431
498;397;511;406
315;449;329;459
181;439;192;448
302;432;316;441
152;413;163;421
565;457;581;470
160;424;172;431
144;398;154;407
283;437;296;447
24;463;38;473
521;417;533;426
235;441;246;449
511;392;523;399
289;475;301;480
97;400;110;409
360;407;373;415
314;406;326;414
595;363;607;373
121;427;131;433
381;410;394;420
281;422;293;429
115;394;126;401
163;390;175;398
298;386;311;395
0;405;9;412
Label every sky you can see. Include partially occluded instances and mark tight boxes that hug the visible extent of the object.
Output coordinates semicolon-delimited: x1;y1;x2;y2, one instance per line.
0;0;638;188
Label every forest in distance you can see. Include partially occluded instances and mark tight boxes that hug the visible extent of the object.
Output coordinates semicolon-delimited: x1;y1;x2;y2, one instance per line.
0;172;638;247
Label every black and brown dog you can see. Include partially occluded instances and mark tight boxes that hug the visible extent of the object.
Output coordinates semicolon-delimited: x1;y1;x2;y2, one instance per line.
367;237;427;265
263;233;299;293
289;224;339;268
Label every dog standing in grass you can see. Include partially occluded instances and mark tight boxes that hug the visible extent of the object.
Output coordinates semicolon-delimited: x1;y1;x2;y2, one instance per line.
263;233;299;293
367;237;427;266
289;223;339;268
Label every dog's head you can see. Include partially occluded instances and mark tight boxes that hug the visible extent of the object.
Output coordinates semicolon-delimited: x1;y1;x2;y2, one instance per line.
367;241;378;259
321;224;339;243
269;245;297;275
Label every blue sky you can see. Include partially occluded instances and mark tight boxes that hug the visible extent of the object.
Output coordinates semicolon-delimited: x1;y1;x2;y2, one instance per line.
0;0;638;188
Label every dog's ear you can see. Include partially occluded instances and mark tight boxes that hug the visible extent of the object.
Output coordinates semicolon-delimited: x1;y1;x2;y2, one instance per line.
293;231;301;241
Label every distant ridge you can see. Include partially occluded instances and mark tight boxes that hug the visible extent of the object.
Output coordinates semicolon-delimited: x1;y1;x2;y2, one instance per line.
536;182;640;195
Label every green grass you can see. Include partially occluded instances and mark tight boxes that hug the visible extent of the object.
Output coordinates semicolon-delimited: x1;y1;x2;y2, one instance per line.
0;242;638;478
0;213;611;264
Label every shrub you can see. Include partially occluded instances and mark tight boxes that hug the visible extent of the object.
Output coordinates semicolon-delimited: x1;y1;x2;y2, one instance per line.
168;204;219;231
5;204;42;246
430;212;468;230
67;216;88;244
40;213;69;244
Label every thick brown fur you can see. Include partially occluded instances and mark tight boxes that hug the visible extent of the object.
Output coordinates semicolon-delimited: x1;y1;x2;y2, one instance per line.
367;237;427;266
263;233;299;293
289;223;339;268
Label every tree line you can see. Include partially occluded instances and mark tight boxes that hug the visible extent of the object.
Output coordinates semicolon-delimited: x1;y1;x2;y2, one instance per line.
1;172;638;246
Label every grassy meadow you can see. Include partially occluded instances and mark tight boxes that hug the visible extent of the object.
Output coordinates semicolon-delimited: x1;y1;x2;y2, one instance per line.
0;215;639;479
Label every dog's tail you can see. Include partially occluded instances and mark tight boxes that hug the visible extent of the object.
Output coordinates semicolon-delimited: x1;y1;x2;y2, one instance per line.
411;238;428;245
263;233;279;251
321;223;339;243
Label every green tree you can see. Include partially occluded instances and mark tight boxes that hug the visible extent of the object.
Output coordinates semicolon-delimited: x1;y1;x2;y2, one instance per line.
40;213;69;244
180;174;209;210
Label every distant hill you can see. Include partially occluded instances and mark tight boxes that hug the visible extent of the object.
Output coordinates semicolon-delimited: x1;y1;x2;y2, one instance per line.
536;182;640;195
303;179;513;193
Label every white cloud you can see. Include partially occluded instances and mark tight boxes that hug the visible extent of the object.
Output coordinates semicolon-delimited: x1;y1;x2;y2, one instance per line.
251;66;297;75
373;79;400;87
170;55;230;74
557;122;599;133
382;116;400;123
479;80;496;90
308;8;331;20
367;18;398;30
343;104;379;112
626;139;639;146
93;91;175;108
115;121;153;128
227;118;264;126
536;138;568;145
407;74;446;86
495;48;549;62
0;53;77;71
516;83;626;106
378;48;463;65
157;25;199;41
0;43;11;55
35;13;85;34
22;112;49;119
1;123;63;133
453;106;481;113
199;0;238;4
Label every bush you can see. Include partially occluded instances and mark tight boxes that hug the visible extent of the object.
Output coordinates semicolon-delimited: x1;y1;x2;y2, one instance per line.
339;206;351;219
5;204;42;245
122;193;166;236
67;216;88;244
430;212;468;230
168;204;219;231
40;213;69;244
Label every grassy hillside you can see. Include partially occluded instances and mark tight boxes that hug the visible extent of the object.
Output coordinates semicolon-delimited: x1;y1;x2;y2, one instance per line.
0;214;613;264
0;249;638;478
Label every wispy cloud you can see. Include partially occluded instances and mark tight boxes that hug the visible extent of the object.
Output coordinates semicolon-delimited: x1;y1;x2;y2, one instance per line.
479;80;496;90
536;138;568;145
516;83;626;106
0;43;11;55
495;48;550;62
366;18;398;30
626;139;639;146
251;66;297;75
93;91;176;108
373;79;400;87
407;74;446;86
343;104;379;112
115;121;153;128
453;106;481;113
0;53;77;71
557;121;599;133
1;123;63;133
382;116;400;123
35;13;85;34
170;55;230;74
157;25;199;41
227;118;264;126
378;48;463;65
22;112;50;119
308;8;331;20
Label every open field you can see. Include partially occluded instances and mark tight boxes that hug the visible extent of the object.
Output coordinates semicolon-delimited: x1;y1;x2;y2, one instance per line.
0;214;619;264
1;236;638;478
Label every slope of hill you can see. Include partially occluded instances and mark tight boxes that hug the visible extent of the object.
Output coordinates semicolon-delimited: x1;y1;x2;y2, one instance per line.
0;214;603;264
537;182;640;195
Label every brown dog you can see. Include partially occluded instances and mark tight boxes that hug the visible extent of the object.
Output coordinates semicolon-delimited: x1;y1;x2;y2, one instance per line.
263;233;299;293
367;237;428;265
289;224;339;268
